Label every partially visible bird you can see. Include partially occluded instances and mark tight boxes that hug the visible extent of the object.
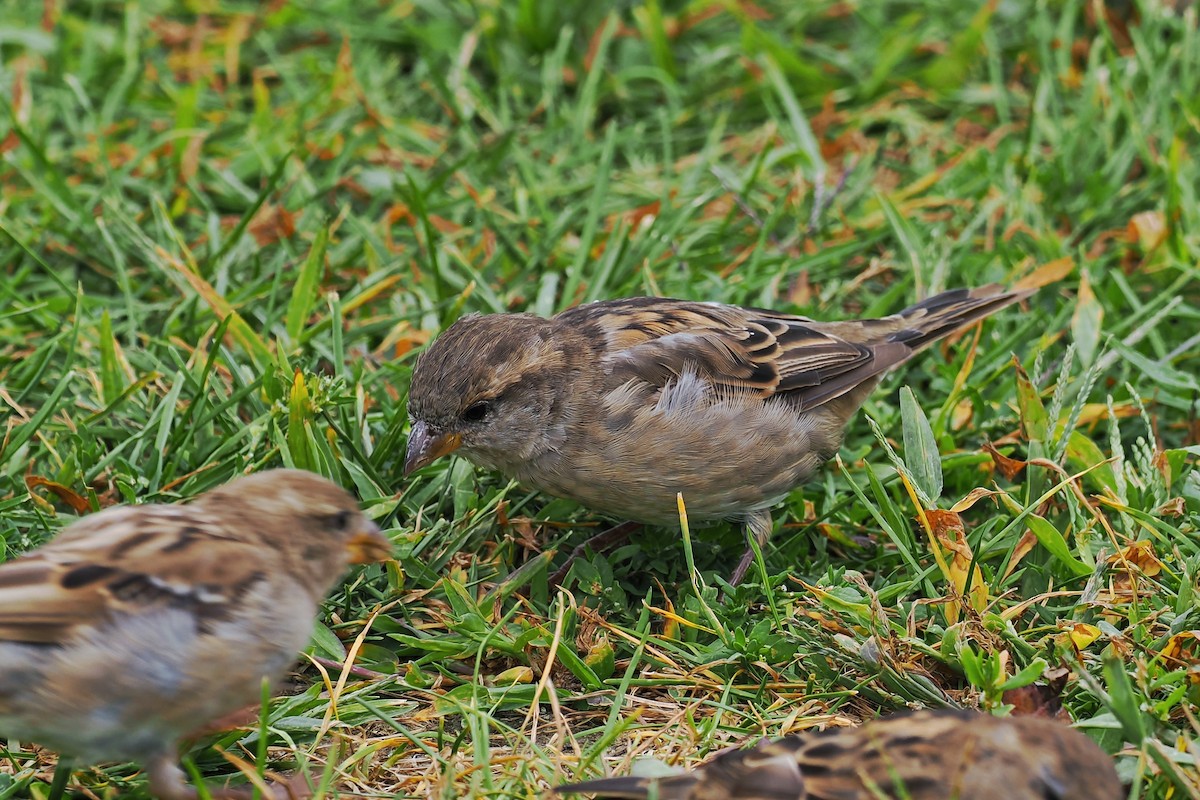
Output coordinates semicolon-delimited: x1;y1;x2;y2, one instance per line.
405;285;1031;584
0;469;392;800
555;709;1122;800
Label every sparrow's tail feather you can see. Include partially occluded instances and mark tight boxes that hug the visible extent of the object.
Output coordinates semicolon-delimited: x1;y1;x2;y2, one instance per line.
556;742;807;799
888;283;1033;352
792;284;1031;411
555;775;695;799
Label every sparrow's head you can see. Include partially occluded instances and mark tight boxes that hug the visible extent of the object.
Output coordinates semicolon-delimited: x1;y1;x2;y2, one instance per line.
198;469;390;587
405;313;573;475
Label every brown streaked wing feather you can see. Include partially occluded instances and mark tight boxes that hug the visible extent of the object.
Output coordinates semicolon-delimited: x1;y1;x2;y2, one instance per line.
555;775;693;799
559;288;1027;410
794;713;963;800
556;740;807;800
0;556;95;643
557;710;1117;800
558;297;767;351
794;710;1121;800
766;320;874;393
689;739;807;799
772;285;1032;410
0;506;269;644
559;298;871;400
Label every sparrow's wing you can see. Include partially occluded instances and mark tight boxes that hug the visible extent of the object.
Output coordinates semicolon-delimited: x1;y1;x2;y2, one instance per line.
793;711;966;800
555;739;804;799
555;710;1119;800
562;286;1028;410
785;285;1034;408
561;297;875;402
0;505;268;644
555;775;698;800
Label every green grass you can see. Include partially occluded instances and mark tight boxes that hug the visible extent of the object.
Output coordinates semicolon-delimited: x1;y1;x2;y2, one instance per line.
2;0;1199;797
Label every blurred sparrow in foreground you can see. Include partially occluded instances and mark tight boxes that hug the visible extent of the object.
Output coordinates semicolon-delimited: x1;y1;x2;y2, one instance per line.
406;285;1030;584
0;469;391;800
556;709;1121;800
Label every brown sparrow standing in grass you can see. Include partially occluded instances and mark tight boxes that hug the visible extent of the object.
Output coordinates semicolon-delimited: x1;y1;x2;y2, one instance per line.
405;285;1030;585
555;709;1122;799
0;469;392;800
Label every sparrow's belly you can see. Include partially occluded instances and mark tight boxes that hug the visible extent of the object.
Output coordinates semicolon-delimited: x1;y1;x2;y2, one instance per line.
521;463;799;525
0;602;312;763
515;386;848;525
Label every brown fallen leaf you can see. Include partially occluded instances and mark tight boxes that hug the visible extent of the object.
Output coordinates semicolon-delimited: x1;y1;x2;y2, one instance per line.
983;440;1028;481
24;475;91;514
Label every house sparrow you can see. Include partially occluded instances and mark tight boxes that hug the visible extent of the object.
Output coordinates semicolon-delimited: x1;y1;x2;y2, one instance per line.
555;708;1122;799
405;285;1030;584
0;469;392;800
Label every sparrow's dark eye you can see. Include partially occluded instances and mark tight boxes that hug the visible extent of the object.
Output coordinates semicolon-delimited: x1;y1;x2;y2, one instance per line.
331;510;352;530
461;401;491;423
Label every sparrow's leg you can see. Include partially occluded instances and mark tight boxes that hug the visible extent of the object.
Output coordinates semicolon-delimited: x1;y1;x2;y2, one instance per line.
146;755;198;800
728;510;773;586
546;521;643;589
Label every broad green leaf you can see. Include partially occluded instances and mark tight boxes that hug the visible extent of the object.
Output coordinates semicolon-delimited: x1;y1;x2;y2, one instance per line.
900;386;943;502
286;226;328;346
1026;515;1092;576
1064;430;1119;495
1013;358;1049;441
1112;340;1199;392
996;657;1049;692
551;642;604;691
308;621;347;661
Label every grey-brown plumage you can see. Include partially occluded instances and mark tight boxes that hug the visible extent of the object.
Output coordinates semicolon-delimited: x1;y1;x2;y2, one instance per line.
405;286;1030;584
0;469;392;800
555;709;1122;800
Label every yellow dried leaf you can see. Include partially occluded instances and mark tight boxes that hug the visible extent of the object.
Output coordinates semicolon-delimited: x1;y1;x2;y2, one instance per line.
927;509;988;612
1066;622;1102;651
1162;630;1199;660
660;597;679;641
1107;540;1163;577
949;486;1003;513
950;397;974;431
493;666;534;685
1074;401;1139;426
1001;530;1039;582
1127;210;1167;252
1013;256;1074;291
1156;497;1186;518
248;203;297;246
1161;631;1200;683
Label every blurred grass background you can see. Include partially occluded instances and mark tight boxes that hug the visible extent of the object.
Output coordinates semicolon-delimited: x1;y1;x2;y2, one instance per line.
1;0;1198;797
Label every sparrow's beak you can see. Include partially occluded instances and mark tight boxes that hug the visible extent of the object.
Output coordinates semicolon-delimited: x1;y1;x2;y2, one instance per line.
404;421;462;476
347;520;392;564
